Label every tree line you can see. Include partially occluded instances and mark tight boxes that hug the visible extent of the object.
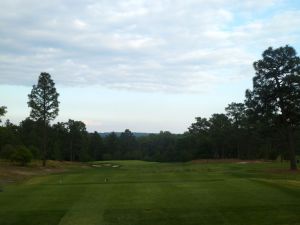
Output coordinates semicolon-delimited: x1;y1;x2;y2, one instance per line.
0;45;300;169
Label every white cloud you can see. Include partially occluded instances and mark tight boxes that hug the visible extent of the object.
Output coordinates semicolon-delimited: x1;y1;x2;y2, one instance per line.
0;0;299;93
73;19;87;29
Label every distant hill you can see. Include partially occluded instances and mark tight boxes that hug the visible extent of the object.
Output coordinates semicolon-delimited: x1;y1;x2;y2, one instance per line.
99;132;153;137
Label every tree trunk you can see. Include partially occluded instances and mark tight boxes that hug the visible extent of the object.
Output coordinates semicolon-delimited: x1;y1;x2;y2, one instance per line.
273;76;297;170
70;140;73;161
237;141;240;159
221;144;225;159
42;121;47;167
287;127;297;170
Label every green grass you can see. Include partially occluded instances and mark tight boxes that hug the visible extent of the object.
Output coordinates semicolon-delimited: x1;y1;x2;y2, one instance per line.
1;160;300;225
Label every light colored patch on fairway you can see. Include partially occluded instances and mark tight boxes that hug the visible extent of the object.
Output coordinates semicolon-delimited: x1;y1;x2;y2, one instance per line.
287;180;300;187
91;163;120;168
192;159;265;164
253;178;300;188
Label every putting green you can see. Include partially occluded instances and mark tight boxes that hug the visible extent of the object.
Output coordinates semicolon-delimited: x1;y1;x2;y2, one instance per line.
1;160;300;225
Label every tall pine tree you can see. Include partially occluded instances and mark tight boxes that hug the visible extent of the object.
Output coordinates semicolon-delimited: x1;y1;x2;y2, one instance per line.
28;72;59;166
246;46;300;170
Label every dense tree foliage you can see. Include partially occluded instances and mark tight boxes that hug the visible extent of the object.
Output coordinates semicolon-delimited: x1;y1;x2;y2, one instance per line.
0;115;298;164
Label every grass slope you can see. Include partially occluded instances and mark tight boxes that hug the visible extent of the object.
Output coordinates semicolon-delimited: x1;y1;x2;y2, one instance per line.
0;160;300;225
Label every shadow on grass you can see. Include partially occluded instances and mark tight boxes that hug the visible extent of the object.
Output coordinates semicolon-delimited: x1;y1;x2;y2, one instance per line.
0;210;67;225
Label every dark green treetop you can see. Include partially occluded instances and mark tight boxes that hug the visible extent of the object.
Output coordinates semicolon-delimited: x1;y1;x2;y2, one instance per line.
0;106;7;123
225;102;246;128
245;45;300;128
188;117;210;135
28;72;59;123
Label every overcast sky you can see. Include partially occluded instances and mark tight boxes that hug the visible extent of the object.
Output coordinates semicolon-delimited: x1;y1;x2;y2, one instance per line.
0;0;300;133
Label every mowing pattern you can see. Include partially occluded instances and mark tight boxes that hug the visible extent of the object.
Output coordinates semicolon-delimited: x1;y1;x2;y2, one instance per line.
0;161;300;225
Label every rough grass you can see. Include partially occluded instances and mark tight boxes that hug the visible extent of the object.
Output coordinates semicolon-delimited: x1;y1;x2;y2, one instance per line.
0;160;87;184
0;160;300;225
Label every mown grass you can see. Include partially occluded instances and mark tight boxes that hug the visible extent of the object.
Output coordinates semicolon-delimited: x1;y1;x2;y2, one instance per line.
0;160;300;225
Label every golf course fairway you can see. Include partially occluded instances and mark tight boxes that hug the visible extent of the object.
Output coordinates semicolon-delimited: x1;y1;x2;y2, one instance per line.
1;160;300;225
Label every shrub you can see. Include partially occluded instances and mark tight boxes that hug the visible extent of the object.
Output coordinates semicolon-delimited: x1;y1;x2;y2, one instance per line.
11;146;33;166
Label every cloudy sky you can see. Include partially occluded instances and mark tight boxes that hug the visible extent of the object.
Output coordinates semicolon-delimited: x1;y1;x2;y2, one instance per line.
0;0;300;133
